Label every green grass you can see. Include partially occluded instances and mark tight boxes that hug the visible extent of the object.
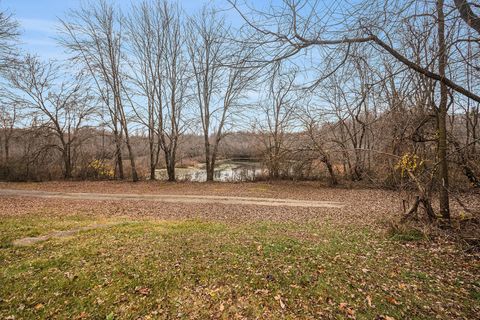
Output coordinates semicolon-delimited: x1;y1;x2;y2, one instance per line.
0;215;478;319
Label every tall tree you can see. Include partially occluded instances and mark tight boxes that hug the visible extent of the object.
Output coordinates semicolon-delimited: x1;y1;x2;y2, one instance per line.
187;7;251;181
127;0;189;181
59;0;139;181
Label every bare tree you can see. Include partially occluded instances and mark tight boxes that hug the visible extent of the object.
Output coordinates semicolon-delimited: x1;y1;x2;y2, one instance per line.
0;101;17;165
127;0;189;181
0;8;19;175
436;0;451;219
230;0;480;103
59;0;139;181
454;0;480;34
187;7;252;181
8;55;95;179
0;8;19;73
257;63;298;179
299;105;338;186
230;0;480;221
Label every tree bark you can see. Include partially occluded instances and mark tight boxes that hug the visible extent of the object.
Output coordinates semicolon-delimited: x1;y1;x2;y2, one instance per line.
63;145;72;179
114;138;124;180
165;151;176;182
323;156;338;186
206;156;215;182
4;138;9;164
436;0;451;221
454;0;480;34
150;146;156;180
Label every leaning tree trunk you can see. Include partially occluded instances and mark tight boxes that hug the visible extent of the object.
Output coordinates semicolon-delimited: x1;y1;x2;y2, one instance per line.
323;156;338;186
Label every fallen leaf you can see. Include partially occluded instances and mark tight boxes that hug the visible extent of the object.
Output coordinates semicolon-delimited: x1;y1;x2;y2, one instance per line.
255;289;269;294
339;303;355;318
376;316;395;320
74;312;89;320
386;296;400;305
274;295;286;309
366;295;372;307
135;287;151;296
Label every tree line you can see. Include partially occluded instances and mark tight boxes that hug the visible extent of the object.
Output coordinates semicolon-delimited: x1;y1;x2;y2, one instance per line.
0;0;479;223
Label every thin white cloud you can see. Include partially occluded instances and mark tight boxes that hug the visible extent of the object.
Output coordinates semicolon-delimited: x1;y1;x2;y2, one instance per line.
23;38;57;47
18;17;60;35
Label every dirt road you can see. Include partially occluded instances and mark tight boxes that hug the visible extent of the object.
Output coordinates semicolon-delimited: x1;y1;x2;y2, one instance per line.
0;188;344;208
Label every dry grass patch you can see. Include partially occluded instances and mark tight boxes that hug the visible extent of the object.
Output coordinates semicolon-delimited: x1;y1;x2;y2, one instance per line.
1;213;479;319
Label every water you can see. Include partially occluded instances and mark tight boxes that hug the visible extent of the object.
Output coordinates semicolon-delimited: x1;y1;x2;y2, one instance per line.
155;161;265;182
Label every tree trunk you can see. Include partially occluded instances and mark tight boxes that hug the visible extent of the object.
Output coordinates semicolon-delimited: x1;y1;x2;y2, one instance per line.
204;137;215;181
454;0;480;35
149;139;156;180
114;137;124;180
63;146;72;179
125;139;138;182
323;156;338;186
4;138;9;164
437;0;451;221
120;115;138;182
165;151;176;182
206;165;215;181
206;156;215;181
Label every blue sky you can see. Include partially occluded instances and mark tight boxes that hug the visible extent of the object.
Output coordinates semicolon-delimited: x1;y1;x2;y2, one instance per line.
2;0;230;60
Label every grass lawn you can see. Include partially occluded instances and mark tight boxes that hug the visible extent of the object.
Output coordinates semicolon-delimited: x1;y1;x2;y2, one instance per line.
1;211;479;319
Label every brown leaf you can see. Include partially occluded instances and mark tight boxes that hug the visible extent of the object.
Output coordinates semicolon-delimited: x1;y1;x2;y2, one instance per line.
73;312;89;320
339;302;348;310
386;296;400;305
339;303;355;319
135;286;151;296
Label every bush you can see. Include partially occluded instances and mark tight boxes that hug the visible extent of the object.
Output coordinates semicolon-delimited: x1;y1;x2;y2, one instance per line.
83;159;114;180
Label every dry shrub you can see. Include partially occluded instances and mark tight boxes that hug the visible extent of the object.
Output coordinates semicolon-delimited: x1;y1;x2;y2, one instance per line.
386;219;431;242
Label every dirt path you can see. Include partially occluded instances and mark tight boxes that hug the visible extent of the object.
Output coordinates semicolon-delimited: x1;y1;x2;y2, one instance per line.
0;188;344;208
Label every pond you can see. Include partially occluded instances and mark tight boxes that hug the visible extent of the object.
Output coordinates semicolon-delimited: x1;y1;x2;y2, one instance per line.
155;161;265;182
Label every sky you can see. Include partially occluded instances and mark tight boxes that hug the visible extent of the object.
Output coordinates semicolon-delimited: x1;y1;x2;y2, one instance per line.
1;0;231;60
